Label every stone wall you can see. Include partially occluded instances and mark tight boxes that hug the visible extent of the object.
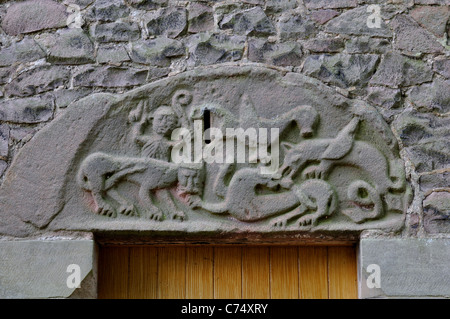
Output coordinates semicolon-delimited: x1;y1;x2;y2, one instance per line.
0;0;449;298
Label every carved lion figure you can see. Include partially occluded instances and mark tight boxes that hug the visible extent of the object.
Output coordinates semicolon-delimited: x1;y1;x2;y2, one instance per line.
77;152;204;221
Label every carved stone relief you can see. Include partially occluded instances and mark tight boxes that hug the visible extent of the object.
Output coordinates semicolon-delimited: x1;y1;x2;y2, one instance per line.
0;65;411;237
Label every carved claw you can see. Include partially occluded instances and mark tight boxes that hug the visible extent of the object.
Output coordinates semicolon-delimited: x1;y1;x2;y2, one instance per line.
118;204;137;217
271;218;288;229
97;203;117;218
147;209;164;221
302;165;325;180
171;211;186;222
296;214;317;227
187;195;202;209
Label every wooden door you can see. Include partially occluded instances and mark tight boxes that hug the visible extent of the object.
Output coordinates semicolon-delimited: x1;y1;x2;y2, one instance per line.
98;245;357;299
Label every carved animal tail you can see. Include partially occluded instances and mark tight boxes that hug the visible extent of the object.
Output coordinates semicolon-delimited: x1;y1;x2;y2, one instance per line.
214;163;235;198
103;164;147;190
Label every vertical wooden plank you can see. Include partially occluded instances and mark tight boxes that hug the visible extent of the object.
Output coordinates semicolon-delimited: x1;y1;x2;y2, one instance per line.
98;246;129;299
328;246;357;299
298;246;328;299
186;247;214;298
157;246;186;299
270;247;299;299
214;247;242;299
242;247;270;299
128;247;158;299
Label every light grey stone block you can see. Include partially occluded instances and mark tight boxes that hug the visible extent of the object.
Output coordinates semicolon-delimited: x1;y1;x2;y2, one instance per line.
0;240;97;299
359;238;450;298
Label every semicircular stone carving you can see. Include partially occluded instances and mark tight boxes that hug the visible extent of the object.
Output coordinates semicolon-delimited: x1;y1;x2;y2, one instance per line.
0;65;412;238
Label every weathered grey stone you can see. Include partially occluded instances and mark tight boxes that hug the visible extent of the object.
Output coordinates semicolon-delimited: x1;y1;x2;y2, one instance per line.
265;0;298;12
0;65;409;236
359;238;450;298
35;29;95;65
414;0;449;5
394;111;450;173
367;87;401;110
188;2;214;33
304;0;357;9
0;123;9;158
64;0;95;9
248;39;302;66
53;88;93;108
0;160;7;177
370;52;433;88
97;45;130;64
186;33;245;66
310;9;340;25
410;6;450;38
0;240;96;299
1;0;67;36
5;65;70;98
131;38;185;66
408;79;450;113
147;67;171;81
9;126;36;143
303;53;379;88
92;22;141;43
0;38;46;67
303;38;344;53
219;6;276;36
433;58;450;79
420;172;450;193
94;0;129;22
345;37;391;54
146;7;187;38
0;67;11;85
127;0;168;10
73;66;148;87
391;15;444;55
424;191;450;234
278;13;317;40
325;5;392;37
0;95;54;124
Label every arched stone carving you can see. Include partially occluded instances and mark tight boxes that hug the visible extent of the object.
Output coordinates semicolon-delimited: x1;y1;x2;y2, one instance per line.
0;65;411;237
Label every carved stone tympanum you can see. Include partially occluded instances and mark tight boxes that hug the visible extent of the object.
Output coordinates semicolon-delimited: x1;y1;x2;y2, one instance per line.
0;65;411;237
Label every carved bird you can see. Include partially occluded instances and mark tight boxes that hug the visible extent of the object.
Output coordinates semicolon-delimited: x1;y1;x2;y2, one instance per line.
321;117;360;160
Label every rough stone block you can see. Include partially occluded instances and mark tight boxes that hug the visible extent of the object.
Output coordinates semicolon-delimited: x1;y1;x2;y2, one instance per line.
73;66;148;87
345;37;391;54
410;6;450;38
359;238;450;298
0;123;9;158
408;79;450;114
370;52;433;88
278;13;317;40
94;0;129;22
146;7;187;38
325;5;392;37
131;38;185;66
0;38;46;67
310;9;340;25
186;33;245;66
0;240;96;299
391;15;443;55
0;95;54;124
219;6;276;36
303;38;344;53
97;45;131;64
92;22;141;43
188;2;214;33
248;38;303;66
265;0;298;12
304;0;357;9
35;29;95;65
433;58;450;79
1;0;67;36
424;191;450;234
5;65;70;98
127;0;168;10
303;53;379;88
